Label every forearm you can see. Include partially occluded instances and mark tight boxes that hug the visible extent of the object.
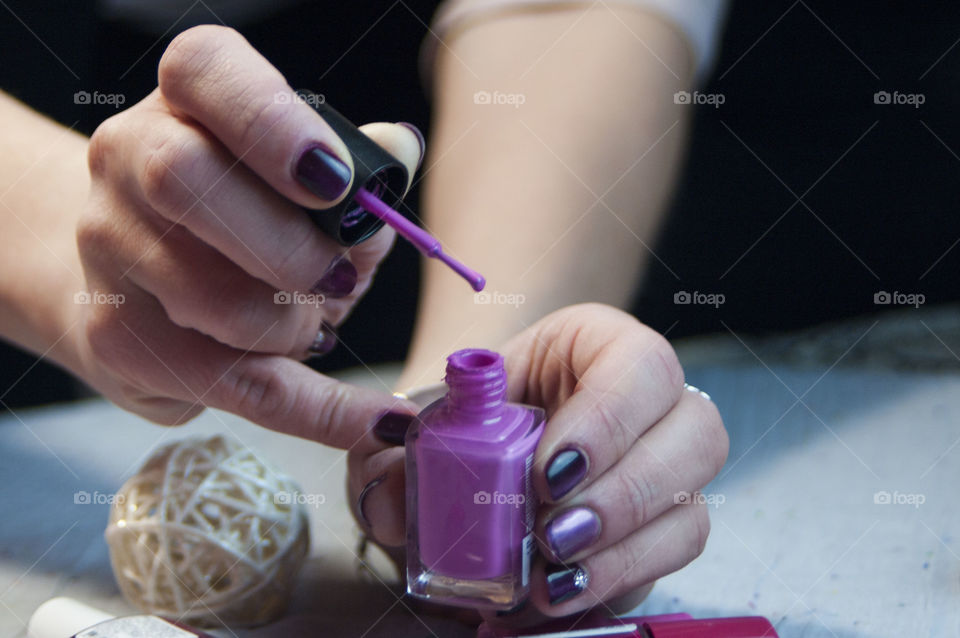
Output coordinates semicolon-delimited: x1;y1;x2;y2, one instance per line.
0;91;88;373
399;5;694;389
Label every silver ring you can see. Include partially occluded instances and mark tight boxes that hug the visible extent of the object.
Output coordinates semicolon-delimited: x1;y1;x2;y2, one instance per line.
683;383;711;401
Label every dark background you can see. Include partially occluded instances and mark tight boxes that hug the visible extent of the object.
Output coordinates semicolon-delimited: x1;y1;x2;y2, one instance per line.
0;1;957;407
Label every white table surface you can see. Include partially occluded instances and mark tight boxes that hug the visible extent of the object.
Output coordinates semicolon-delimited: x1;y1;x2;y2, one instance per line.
0;352;958;637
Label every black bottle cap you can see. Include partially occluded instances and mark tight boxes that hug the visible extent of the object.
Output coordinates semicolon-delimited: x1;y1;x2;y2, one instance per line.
299;93;410;246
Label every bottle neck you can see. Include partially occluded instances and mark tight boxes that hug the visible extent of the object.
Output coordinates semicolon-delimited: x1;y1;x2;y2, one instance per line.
444;349;507;422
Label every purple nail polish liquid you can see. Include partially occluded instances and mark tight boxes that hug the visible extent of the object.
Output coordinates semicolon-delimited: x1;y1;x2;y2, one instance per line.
405;348;545;609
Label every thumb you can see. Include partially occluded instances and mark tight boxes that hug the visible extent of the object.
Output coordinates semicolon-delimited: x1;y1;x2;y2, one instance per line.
358;121;425;195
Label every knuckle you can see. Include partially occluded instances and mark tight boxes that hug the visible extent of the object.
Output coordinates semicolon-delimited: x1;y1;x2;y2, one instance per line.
645;333;684;395
210;292;299;354
139;134;204;215
685;503;711;560
311;383;354;443
616;462;656;528
83;307;128;372
692;399;729;478
224;359;293;424
590;391;634;457
159;25;241;101
76;213;112;265
87;116;124;178
271;227;317;287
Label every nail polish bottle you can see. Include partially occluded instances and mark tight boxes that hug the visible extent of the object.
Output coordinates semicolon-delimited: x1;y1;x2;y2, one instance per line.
405;348;545;609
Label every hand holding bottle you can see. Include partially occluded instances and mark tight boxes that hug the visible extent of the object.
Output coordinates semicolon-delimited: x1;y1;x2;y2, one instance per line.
350;303;728;621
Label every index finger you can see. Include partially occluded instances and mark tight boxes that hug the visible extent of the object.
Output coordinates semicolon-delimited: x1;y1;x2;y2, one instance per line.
158;25;354;208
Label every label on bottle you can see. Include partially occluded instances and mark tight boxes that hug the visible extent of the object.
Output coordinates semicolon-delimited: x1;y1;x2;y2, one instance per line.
524;452;535;532
522;450;536;588
77;616;199;638
522;532;534;587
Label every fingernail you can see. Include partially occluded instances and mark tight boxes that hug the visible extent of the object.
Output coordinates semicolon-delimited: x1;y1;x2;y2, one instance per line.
358;473;387;528
397;122;425;170
545;507;601;561
310;254;357;298
546;563;588;605
295;143;352;201
308;321;337;357
545;448;588;500
373;411;415;445
495;599;528;617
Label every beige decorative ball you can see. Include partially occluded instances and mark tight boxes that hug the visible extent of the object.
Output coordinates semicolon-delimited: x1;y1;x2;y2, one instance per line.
105;434;310;627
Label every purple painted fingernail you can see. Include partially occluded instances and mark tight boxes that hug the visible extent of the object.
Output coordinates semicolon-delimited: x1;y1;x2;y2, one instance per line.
295;143;352;201
308;321;337;357
397;122;425;170
545;507;601;561
373;411;415;446
545;448;588;500
358;473;387;528
310;254;357;298
546;563;589;605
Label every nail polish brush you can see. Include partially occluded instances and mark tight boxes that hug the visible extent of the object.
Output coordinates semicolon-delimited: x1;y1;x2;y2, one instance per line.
299;94;486;292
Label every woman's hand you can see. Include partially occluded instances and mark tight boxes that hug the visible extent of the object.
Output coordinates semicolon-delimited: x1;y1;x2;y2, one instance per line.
73;25;423;443
349;303;727;624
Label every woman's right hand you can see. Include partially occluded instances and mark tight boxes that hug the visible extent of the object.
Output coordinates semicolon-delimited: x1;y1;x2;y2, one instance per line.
73;25;423;445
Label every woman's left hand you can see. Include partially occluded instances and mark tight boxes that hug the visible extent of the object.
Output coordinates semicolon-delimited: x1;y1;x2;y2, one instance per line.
348;303;728;625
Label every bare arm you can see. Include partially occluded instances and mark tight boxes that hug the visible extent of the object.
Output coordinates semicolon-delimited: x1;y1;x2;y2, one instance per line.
0;91;88;373
398;4;695;389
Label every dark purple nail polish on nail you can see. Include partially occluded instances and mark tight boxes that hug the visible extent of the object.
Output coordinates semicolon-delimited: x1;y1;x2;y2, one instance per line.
545;507;601;561
373;411;415;446
308;321;337;357
295;144;352;201
546;563;588;605
494;599;528;617
397;122;425;170
310;254;358;298
545;448;588;500
358;473;387;528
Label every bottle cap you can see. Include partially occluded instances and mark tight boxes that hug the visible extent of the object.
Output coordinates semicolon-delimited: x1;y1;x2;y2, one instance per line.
299;94;409;245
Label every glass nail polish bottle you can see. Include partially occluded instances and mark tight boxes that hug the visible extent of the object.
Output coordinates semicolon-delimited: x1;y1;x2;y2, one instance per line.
405;348;545;609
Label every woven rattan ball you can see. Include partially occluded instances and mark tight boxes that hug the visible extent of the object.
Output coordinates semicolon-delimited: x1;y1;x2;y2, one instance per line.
105;434;309;627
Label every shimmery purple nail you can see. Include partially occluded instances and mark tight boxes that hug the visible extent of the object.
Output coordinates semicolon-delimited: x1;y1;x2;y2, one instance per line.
546;563;589;605
545;448;588;500
545;507;601;561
